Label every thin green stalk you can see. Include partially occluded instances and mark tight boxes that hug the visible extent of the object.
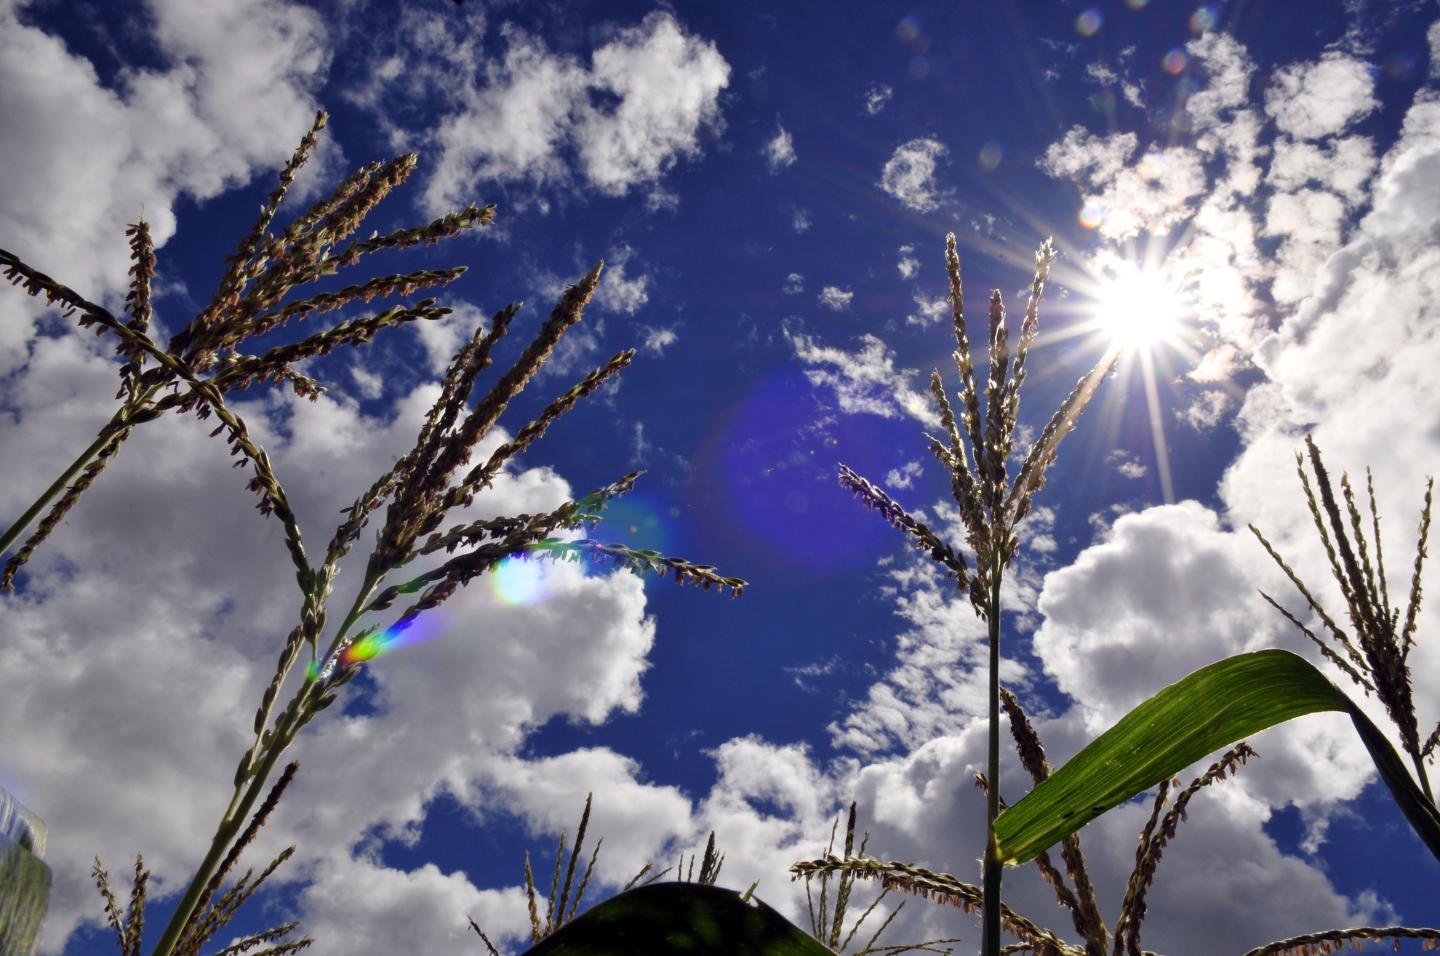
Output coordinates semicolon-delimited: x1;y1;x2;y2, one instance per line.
982;546;1003;956
0;427;118;559
148;700;306;956
148;565;382;956
0;373;174;564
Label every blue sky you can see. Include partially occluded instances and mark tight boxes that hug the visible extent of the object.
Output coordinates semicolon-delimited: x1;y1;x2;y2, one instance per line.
2;0;1439;954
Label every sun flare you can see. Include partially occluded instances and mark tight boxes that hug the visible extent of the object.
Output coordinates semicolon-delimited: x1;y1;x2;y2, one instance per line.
1094;263;1185;351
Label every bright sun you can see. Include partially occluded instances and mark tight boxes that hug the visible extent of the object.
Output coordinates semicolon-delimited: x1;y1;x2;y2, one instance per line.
1094;263;1185;351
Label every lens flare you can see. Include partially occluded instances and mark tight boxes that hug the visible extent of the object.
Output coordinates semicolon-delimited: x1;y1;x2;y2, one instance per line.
1162;49;1187;74
490;553;552;605
1124;0;1150;8
1189;5;1218;32
977;140;1005;172
1079;197;1107;230
1076;8;1103;36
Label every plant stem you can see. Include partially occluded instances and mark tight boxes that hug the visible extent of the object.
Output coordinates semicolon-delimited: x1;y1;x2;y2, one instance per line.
981;549;1003;956
1411;753;1434;806
149;566;386;956
0;426;116;558
147;701;305;956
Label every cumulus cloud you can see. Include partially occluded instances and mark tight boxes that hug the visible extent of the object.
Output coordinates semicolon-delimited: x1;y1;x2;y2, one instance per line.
783;272;804;294
764;121;796;171
884;460;923;490
640;325;678;354
0;355;665;953
424;12;729;211
0;0;337;367
1264;51;1378;141
863;82;893;115
897;244;919;279
792;207;812;232
818;286;854;311
879;138;948;212
1039;129;1207;240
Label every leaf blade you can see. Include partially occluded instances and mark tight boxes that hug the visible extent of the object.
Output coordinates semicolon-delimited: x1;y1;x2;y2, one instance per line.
992;649;1440;866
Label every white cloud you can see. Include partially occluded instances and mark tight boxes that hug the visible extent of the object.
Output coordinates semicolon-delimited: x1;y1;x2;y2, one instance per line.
818;286;853;311
878;138;948;213
897;244;919;279
1178;389;1231;430
1085;61;1144;109
863;82;893;115
1267;136;1376;204
763;122;796;172
884;460;923;490
791;207;812;233
0;0;337;368
784;328;938;427
1431;19;1440;77
640;325;678;354
0;355;665;954
905;291;948;327
1265;51;1378;141
783;272;804;294
1185;32;1256;128
349;361;385;400
424;12;729;211
592;244;651;314
1040;130;1207;240
1106;450;1147;478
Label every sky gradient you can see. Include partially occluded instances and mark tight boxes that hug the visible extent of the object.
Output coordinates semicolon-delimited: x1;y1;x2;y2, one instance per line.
2;1;1440;954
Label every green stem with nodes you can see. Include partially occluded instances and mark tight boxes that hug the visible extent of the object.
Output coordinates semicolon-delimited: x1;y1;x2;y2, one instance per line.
981;545;1004;956
150;561;388;956
148;690;312;956
0;382;164;562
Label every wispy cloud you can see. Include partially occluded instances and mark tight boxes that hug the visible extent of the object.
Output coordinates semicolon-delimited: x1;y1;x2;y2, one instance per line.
863;82;893;115
784;327;938;426
763;121;797;172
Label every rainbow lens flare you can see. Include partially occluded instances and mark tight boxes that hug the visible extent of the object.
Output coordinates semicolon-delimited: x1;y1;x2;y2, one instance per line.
1076;8;1102;36
1079;197;1107;229
977;140;1005;172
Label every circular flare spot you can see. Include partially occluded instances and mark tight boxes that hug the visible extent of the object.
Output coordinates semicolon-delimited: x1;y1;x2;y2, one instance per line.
1079;198;1107;230
1076;8;1102;36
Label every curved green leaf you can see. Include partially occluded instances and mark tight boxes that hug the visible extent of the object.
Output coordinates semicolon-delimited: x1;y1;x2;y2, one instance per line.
520;882;832;956
992;649;1440;867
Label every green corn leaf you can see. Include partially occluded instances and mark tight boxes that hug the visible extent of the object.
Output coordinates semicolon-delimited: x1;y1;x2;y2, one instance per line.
992;649;1440;867
520;882;831;956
